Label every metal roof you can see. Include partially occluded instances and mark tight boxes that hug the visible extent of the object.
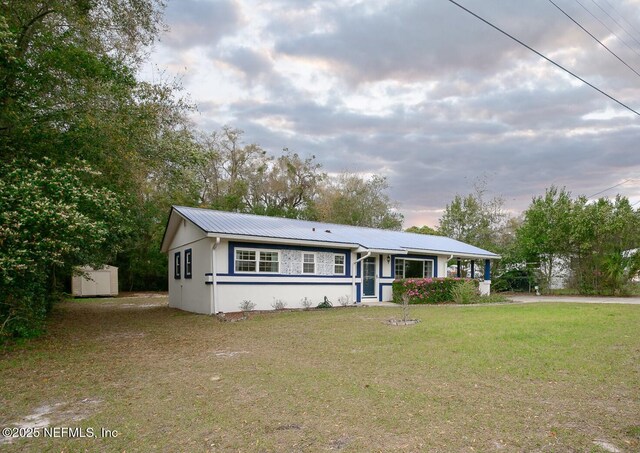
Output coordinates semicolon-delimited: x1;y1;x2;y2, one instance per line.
171;206;500;259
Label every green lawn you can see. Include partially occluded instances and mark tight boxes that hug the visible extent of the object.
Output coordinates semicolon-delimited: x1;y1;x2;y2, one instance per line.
1;298;639;452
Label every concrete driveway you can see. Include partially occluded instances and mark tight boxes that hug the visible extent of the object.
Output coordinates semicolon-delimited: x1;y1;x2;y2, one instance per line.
509;295;640;305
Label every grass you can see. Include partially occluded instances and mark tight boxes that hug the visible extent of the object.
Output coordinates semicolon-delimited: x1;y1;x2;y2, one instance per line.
1;297;639;452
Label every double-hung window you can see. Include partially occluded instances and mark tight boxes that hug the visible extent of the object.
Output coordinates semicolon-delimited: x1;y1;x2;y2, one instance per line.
235;249;279;273
334;254;345;275
302;253;315;274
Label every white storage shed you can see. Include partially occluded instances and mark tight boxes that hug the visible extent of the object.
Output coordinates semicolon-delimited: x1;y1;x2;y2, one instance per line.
72;266;119;297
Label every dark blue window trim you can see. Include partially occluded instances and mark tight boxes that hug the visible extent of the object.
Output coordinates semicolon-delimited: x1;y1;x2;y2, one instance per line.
229;241;351;277
184;249;192;279
217;281;352;286
174;252;181;279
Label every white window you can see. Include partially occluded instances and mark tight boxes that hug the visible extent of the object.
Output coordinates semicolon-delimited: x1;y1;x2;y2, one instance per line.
259;251;279;273
334;254;345;275
394;258;434;279
235;249;279;273
302;253;315;274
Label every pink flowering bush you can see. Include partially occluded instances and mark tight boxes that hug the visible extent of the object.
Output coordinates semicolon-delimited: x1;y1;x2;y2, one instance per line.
392;278;478;304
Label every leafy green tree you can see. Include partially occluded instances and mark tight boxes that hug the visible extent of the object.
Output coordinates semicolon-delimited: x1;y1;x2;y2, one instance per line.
0;1;198;327
405;225;441;235
314;173;403;229
438;181;507;251
0;159;126;339
196;126;269;212
569;196;640;294
516;187;640;294
247;150;325;219
515;186;574;289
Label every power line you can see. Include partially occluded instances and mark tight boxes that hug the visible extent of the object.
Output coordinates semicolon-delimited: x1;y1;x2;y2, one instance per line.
599;0;640;43
546;0;640;79
572;0;640;60
445;0;640;117
587;179;633;198
588;0;640;50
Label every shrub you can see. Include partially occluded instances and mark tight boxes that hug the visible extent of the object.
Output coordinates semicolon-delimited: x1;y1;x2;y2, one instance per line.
300;297;313;310
239;300;256;312
392;278;478;304
271;299;287;310
316;296;333;309
337;295;351;306
451;279;480;304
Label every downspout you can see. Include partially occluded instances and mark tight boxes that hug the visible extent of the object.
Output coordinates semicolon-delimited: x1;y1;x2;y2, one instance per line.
210;237;221;315
352;251;371;303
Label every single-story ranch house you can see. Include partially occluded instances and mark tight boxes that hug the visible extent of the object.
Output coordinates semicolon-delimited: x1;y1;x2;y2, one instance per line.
160;206;500;314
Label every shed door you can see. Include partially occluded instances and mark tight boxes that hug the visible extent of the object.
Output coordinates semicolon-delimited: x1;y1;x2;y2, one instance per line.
363;257;376;297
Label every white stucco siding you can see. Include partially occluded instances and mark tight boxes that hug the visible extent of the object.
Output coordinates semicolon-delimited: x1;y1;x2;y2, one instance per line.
217;283;353;312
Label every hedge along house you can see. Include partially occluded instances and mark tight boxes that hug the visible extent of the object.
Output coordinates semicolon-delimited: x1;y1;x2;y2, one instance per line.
160;206;500;314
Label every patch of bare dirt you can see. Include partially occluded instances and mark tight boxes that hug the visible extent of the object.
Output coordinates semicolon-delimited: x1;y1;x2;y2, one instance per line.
1;398;102;445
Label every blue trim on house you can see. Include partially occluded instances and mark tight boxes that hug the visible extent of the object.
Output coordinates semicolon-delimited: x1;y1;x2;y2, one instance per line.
379;255;383;278
355;283;361;302
217;281;352;286
229;241;351;277
216;273;350;279
356;253;361;278
378;282;393;300
484;259;491;280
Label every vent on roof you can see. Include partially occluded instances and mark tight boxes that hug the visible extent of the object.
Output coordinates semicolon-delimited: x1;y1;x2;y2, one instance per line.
325;229;331;233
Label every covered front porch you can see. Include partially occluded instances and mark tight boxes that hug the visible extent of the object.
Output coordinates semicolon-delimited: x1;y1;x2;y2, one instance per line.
353;249;497;302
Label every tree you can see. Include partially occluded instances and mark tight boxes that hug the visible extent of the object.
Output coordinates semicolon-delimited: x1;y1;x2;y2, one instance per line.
405;225;441;235
0;159;126;339
0;1;199;334
515;186;574;289
438;181;507;251
196;126;268;212
516;188;640;294
314;173;404;229
247;150;325;219
569;196;640;294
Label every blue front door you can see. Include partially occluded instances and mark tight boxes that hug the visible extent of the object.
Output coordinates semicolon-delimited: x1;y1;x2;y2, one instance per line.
363;257;376;297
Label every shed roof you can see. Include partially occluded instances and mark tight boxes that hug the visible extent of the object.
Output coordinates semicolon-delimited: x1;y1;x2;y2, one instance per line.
163;206;500;259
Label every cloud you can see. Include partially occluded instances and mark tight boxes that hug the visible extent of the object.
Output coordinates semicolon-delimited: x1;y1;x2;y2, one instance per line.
147;0;640;227
161;0;241;50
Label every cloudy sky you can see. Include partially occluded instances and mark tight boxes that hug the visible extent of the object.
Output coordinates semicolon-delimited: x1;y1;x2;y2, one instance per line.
141;0;640;227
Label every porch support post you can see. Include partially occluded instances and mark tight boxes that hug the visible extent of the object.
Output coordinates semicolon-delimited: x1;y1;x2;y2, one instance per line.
479;259;492;296
470;260;475;279
456;259;461;278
